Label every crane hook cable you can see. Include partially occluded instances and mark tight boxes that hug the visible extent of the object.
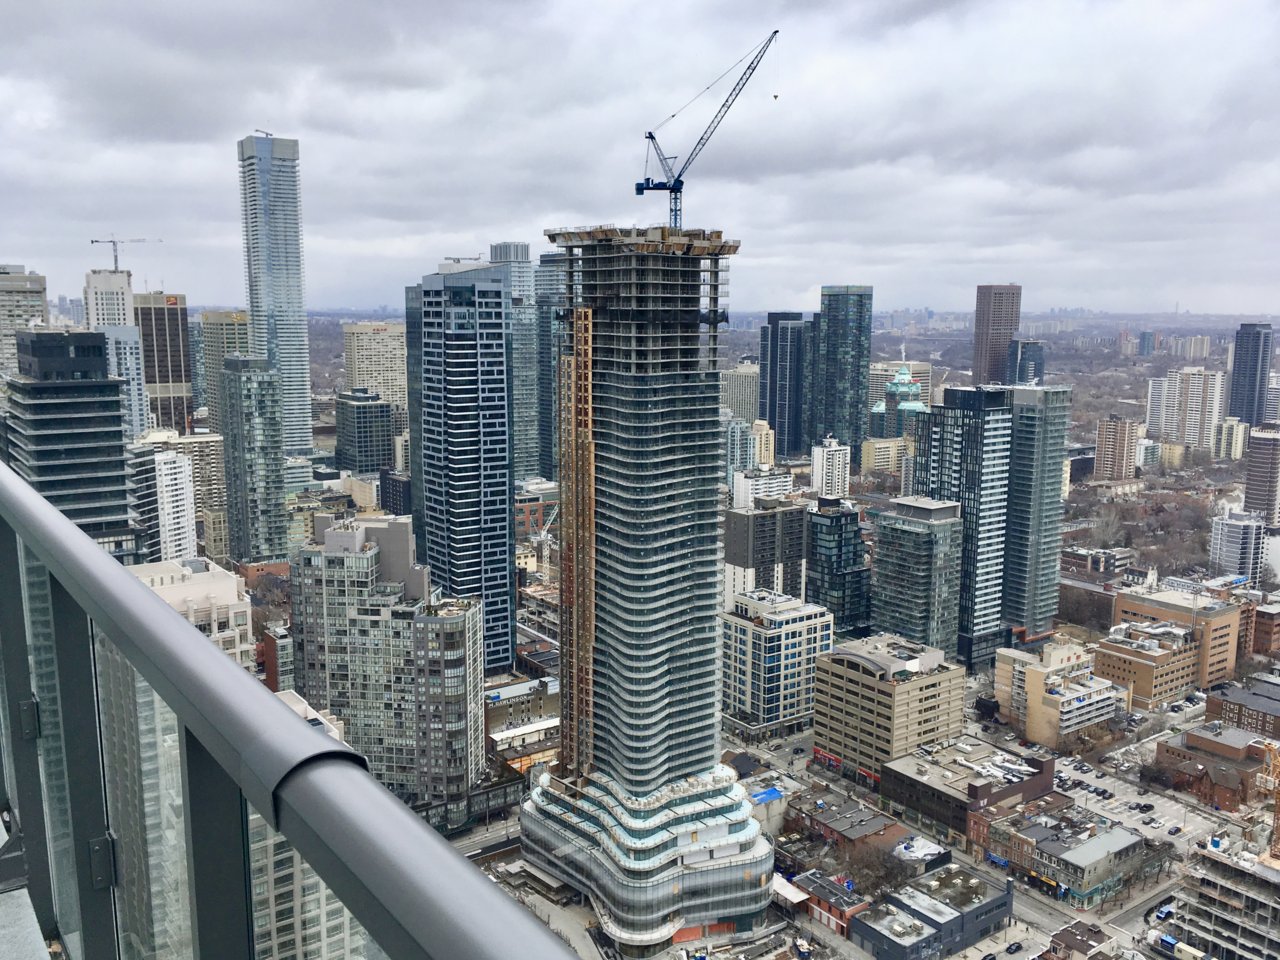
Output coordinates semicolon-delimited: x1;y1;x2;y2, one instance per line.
652;32;774;132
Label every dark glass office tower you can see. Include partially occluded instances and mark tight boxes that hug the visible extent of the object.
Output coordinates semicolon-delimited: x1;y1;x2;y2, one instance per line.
758;311;810;456
1007;338;1046;385
534;252;567;480
806;497;871;637
406;265;516;672
521;227;772;956
1229;322;1273;427
973;284;1022;385
335;388;394;474
807;286;872;465
908;386;1012;670
134;292;193;433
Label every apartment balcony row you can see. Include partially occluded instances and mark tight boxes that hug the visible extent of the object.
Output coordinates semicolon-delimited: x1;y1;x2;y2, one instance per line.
0;460;573;960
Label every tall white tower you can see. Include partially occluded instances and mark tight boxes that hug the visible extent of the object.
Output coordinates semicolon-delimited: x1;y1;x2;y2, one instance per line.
238;134;312;455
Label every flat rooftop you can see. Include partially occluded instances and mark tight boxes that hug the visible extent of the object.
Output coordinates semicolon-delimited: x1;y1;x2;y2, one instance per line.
1213;685;1280;715
882;737;1042;802
825;635;959;681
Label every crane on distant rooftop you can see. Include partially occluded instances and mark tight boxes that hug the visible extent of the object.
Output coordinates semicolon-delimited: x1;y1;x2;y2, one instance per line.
635;29;779;229
90;236;162;271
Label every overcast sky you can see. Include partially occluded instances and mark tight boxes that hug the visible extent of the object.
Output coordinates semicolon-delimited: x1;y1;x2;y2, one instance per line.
3;0;1278;315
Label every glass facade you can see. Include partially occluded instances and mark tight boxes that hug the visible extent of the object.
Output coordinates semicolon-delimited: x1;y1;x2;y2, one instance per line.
758;312;809;457
406;267;516;672
807;286;872;466
238;135;312;456
806;497;870;637
522;227;772;955
908;386;1012;670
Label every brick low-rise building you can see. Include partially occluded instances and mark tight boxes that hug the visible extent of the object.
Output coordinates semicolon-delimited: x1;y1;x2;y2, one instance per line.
1206;678;1280;739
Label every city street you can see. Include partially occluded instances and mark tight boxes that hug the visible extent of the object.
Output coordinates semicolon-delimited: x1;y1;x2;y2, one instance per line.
450;815;521;858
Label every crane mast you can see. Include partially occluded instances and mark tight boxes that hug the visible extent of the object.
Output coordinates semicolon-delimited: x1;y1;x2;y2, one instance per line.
635;30;778;229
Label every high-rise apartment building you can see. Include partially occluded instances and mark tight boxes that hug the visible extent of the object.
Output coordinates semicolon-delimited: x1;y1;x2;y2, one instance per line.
908;386;1012;669
84;268;134;328
293;514;437;801
808;286;873;466
720;360;760;422
807;496;870;637
1244;424;1280;526
759;311;810;456
720;589;834;741
127;442;162;562
521;226;773;954
994;640;1126;750
1229;322;1272;428
1210;511;1266;584
489;242;541;481
0;264;47;383
187;314;205;411
134;291;193;432
973;284;1022;385
103;325;150;440
1146;366;1226;449
812;435;851;496
723;495;809;609
1007;338;1046;384
1003;385;1071;638
413;597;485;829
342;321;407;410
871;496;963;657
136;428;228;566
335;388;394;474
723;411;758;485
238;134;312;455
751;419;776;468
1095;414;1138;481
199;311;251;434
407;264;515;672
732;466;795;509
534;251;567;480
0;330;143;563
1213;417;1250;461
813;636;965;784
222;356;287;563
131;558;363;958
153;450;196;561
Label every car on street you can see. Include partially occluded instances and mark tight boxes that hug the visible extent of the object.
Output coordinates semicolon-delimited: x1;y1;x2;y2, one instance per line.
1129;802;1142;810
793;747;805;755
1095;771;1106;779
1142;816;1156;825
983;953;998;960
1140;803;1155;812
1007;944;1023;954
1169;826;1182;835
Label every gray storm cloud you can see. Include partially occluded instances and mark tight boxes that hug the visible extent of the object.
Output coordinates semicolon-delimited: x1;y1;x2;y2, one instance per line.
1;0;1277;314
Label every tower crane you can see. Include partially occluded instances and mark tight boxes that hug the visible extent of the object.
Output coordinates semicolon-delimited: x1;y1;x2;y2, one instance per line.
532;501;561;577
90;236;162;271
1263;741;1280;860
635;29;778;229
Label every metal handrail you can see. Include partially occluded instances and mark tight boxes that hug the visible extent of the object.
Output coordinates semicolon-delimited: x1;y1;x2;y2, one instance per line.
0;460;573;959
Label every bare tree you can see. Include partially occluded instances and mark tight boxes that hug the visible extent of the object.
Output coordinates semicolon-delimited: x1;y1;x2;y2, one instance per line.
838;844;914;900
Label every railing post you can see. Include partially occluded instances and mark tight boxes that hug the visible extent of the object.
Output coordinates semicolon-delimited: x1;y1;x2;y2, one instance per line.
181;725;253;960
0;517;56;933
48;576;117;960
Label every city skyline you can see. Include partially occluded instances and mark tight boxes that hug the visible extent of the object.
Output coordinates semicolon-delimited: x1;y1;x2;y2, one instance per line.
3;2;1278;316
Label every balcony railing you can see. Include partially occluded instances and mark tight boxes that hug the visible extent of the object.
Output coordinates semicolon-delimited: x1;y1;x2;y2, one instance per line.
0;459;573;959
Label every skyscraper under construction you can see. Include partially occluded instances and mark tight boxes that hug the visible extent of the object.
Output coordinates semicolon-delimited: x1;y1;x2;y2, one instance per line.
520;225;773;956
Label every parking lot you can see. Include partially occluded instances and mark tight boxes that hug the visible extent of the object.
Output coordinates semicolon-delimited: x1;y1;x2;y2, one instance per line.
1051;757;1217;847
